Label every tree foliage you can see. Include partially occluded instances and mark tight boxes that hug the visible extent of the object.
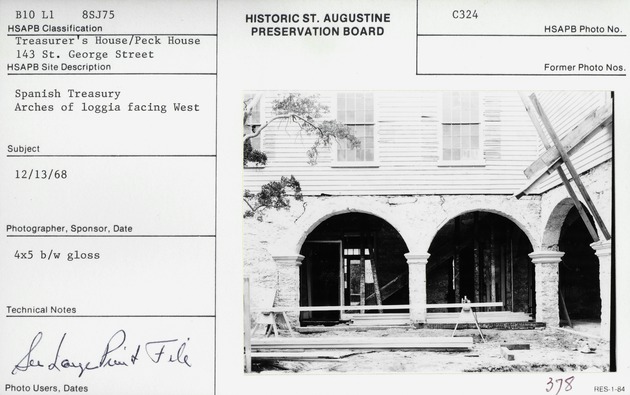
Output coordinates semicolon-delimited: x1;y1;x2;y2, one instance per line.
243;176;303;220
243;93;360;218
243;138;267;166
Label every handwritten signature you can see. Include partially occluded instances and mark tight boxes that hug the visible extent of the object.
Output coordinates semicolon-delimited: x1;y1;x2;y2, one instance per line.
12;330;191;377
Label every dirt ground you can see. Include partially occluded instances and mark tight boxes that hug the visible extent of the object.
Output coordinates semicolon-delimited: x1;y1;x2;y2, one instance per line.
251;325;610;373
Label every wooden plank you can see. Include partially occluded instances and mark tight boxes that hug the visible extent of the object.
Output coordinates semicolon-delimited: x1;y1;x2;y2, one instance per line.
454;217;461;302
252;351;353;360
243;276;252;373
252;302;503;313
369;243;383;312
522;102;612;178
252;337;474;351
473;213;481;303
502;344;530;350
555;167;599;241
359;237;366;313
296;326;410;333
428;313;530;320
252;336;472;345
530;95;611;240
490;225;497;302
559;289;573;327
427;316;531;324
518;92;550;147
349;313;410;319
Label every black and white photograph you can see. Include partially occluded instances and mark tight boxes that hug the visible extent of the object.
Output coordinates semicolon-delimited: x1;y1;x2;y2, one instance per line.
242;90;613;373
2;0;628;393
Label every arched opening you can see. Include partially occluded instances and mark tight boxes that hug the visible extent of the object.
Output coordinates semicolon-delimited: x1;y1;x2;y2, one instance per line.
427;212;534;315
298;213;409;326
558;206;600;326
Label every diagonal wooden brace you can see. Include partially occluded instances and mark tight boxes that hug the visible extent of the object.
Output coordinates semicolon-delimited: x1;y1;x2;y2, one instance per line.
518;93;599;242
530;94;611;241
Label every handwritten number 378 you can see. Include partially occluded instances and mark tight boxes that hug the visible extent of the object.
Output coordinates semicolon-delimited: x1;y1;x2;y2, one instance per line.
546;376;575;394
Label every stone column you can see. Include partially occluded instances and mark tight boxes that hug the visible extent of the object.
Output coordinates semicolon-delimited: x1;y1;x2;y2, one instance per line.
529;251;564;327
405;252;430;324
591;240;612;340
272;254;304;326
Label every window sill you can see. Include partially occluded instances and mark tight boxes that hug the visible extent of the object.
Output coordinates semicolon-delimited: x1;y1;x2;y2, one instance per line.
331;162;380;168
437;160;486;168
244;163;266;169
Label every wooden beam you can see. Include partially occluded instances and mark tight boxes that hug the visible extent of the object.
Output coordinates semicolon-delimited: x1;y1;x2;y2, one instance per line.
359;236;366;313
473;213;481;303
369;241;383;312
517;94;599;241
530;95;611;240
243;276;252;373
454;217;461;302
559;289;573;328
518;92;550;147
252;351;353;360
490;224;496;303
502;344;531;350
252;302;504;313
252;336;474;351
524;102;612;179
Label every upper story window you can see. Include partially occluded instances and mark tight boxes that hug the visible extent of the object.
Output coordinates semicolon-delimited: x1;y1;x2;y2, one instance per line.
336;92;375;162
441;92;481;162
244;94;262;151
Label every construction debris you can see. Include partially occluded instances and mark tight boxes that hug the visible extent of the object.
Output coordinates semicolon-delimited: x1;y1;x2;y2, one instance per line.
499;343;531;361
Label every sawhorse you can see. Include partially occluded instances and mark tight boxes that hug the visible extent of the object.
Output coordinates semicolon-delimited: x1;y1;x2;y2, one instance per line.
452;297;486;343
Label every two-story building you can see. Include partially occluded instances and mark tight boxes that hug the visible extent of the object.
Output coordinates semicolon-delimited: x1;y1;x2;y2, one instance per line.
243;91;613;339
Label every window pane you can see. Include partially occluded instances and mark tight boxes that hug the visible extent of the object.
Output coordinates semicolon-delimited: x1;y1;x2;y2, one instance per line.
462;133;470;149
356;93;365;123
365;94;374;122
250;136;261;151
365;136;374;149
451;124;461;139
244;94;261;125
469;93;479;122
366;149;374;161
364;125;374;138
347;148;356;161
443;149;451;161
346;94;355;123
337;148;346;161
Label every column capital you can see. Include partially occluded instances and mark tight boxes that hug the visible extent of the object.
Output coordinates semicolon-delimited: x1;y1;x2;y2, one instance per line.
590;239;612;258
529;250;564;264
272;254;305;266
405;252;430;265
